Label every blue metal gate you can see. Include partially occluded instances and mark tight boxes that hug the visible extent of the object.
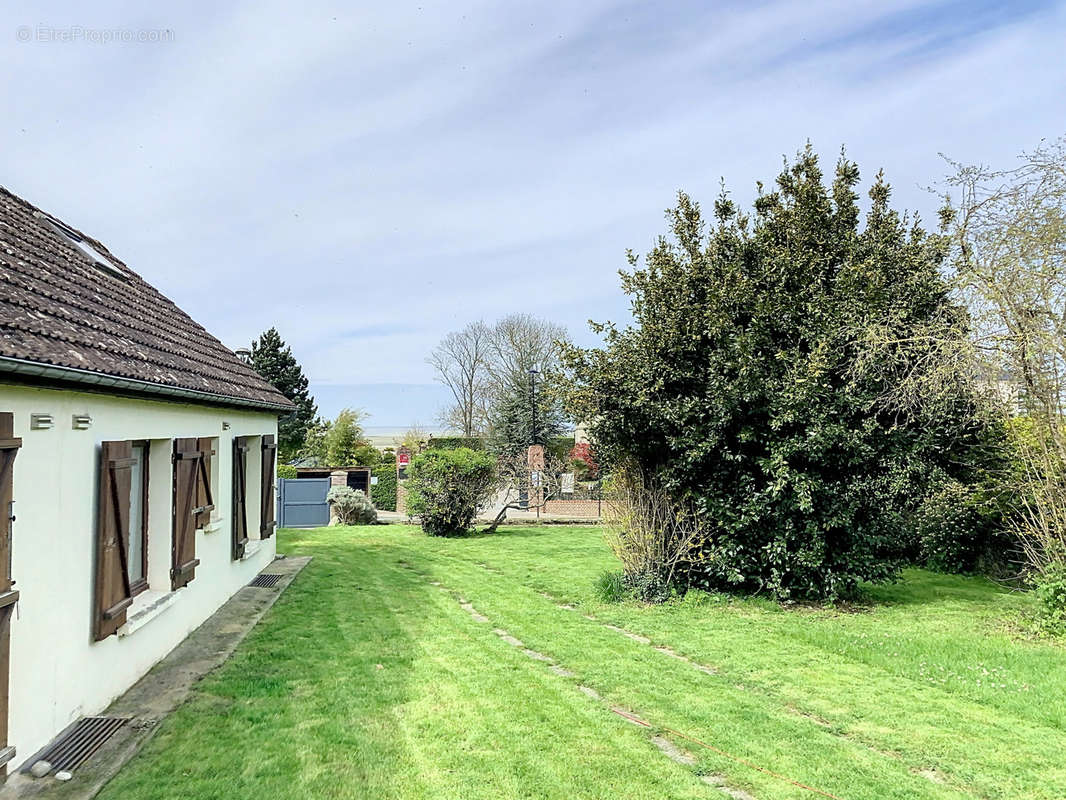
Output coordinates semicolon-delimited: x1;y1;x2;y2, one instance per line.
277;477;330;528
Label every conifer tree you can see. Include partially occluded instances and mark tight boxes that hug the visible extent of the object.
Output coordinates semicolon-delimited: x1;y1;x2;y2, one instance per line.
250;327;318;460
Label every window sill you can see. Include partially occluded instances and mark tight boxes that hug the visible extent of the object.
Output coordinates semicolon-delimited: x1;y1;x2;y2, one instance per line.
241;539;263;561
117;589;180;637
201;518;224;535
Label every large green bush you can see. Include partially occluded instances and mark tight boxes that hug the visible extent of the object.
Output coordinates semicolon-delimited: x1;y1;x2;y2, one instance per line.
561;146;1001;601
276;463;298;480
406;448;497;535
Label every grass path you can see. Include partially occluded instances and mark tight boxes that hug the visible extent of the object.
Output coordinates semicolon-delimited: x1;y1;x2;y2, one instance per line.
97;525;1066;800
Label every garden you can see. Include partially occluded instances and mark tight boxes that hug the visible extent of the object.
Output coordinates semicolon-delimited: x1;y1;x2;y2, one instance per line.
97;523;1066;800
140;140;1066;800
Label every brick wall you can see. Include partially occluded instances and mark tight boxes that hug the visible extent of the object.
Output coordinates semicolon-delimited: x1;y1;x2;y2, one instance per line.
542;498;601;518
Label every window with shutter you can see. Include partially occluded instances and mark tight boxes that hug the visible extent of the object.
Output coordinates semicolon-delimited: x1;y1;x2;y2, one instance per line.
127;442;149;596
94;441;135;641
232;437;249;560
195;437;215;530
0;412;21;769
171;439;201;590
260;435;277;539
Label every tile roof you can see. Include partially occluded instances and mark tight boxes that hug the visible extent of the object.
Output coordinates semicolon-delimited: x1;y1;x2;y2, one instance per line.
0;186;294;411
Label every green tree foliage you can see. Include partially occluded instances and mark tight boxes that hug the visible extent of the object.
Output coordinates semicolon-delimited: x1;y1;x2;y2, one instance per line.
297;417;330;464
561;145;998;601
325;408;366;466
350;443;383;467
250;328;318;460
405;448;497;535
487;374;567;454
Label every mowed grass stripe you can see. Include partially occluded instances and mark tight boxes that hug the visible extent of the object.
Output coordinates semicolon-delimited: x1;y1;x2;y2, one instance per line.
419;550;971;800
458;530;1065;732
97;528;710;800
421;538;1066;800
95;525;1066;800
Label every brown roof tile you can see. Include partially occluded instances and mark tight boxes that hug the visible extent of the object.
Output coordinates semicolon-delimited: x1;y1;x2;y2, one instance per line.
0;186;294;411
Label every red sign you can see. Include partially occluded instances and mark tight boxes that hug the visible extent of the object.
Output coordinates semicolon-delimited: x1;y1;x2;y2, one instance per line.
397;451;410;467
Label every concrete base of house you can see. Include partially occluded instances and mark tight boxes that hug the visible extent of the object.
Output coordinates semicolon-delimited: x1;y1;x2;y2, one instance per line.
0;555;311;800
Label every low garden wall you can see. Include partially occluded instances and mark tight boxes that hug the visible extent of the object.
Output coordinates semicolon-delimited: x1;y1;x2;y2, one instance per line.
542;498;601;518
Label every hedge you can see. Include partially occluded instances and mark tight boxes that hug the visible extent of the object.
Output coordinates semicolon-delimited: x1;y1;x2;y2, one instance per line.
426;436;485;451
371;468;397;511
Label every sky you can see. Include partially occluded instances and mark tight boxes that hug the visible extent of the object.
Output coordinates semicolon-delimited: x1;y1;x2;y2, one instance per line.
3;0;1064;427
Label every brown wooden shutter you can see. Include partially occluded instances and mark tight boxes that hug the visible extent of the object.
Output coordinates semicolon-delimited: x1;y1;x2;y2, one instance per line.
94;441;135;641
260;435;277;539
232;437;249;560
171;439;201;590
0;413;21;767
0;413;21;598
195;437;215;529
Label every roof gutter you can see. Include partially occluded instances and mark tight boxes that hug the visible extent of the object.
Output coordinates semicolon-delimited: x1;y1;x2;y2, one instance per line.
0;355;295;414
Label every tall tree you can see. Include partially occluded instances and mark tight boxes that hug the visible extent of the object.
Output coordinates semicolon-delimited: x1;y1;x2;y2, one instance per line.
487;313;568;386
250;328;317;460
428;321;492;436
938;136;1066;617
325;408;366;466
560;145;995;601
485;314;569;452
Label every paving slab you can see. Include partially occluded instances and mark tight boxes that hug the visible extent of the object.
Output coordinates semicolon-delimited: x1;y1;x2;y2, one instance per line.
1;555;311;800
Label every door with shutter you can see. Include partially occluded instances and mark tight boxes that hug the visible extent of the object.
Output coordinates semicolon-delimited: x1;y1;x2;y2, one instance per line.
94;441;135;641
232;437;249;560
171;439;202;590
0;413;21;771
260;435;276;539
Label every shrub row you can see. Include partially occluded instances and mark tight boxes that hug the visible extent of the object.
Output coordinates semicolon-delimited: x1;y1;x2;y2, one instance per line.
426;437;485;451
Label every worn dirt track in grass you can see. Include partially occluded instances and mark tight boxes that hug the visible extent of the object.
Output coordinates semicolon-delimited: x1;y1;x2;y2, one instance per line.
97;525;1066;800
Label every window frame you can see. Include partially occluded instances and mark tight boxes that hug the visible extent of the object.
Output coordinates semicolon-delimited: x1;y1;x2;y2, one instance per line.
38;214;129;280
128;439;150;597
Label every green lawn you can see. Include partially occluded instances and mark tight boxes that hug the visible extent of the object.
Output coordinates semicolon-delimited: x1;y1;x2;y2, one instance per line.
98;525;1066;800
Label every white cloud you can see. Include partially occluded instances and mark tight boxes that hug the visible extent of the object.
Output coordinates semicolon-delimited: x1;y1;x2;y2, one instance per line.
3;0;1063;423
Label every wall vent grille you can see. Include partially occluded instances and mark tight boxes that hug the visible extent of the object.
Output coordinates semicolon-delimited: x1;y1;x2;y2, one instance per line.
249;573;283;588
28;716;129;774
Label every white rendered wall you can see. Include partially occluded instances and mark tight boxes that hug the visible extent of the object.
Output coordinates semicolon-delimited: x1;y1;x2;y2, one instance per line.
0;383;279;764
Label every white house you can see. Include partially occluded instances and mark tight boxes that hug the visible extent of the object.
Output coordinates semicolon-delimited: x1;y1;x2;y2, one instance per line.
0;186;294;775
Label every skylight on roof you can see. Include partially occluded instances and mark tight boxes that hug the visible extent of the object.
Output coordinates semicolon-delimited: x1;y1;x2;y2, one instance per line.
35;212;127;280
